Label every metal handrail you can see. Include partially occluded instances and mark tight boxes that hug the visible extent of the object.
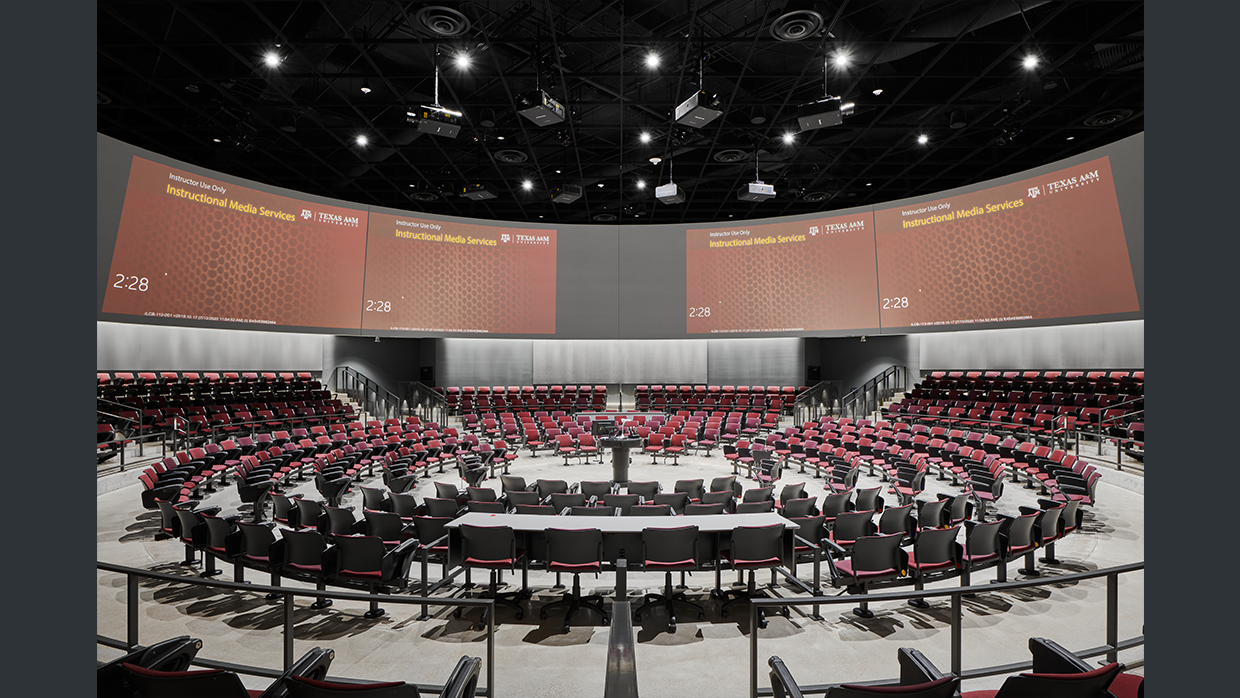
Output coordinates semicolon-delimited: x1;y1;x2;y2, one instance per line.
792;380;844;424
399;380;450;426
334;366;403;421
96;560;495;697
747;561;1144;698
840;365;906;421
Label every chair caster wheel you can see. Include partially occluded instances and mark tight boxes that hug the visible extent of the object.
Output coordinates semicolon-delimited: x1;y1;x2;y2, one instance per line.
782;607;790;617
562;625;570;634
453;609;462;619
668;623;677;633
759;620;768;629
475;622;485;631
540;611;547;619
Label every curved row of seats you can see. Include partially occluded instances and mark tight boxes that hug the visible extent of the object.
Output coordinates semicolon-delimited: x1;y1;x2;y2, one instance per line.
768;637;1142;697
99;634;481;697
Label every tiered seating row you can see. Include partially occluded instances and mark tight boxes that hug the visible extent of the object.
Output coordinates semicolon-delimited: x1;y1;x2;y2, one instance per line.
917;369;1143;397
635;384;806;415
437;385;609;415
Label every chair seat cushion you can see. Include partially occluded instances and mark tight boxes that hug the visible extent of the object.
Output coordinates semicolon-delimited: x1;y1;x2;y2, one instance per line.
839;676;957;695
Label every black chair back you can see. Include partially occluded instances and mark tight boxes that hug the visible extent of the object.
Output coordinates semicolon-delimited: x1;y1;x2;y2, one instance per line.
603;493;640;515
674;478;705;502
571;505;617;516
684;502;726;515
709;475;736;493
781;497;818;518
641;525;699;569
736;500;775;513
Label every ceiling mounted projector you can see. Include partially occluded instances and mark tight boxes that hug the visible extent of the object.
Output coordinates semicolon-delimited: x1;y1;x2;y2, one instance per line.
551;183;582;203
515;89;566;127
408;106;462;138
461;183;497;201
655;183;685;204
674;91;723;128
737;181;775;202
796;97;854;132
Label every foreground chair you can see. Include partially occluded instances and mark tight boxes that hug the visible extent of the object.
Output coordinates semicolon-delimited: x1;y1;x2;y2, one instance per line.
634;525;704;633
98;636;201;698
456;524;526;630
768;648;960;698
285;655;481;698
123;646;333;698
539;527;609;632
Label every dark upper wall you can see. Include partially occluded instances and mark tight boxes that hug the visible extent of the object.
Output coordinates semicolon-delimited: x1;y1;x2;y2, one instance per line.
816;335;920;393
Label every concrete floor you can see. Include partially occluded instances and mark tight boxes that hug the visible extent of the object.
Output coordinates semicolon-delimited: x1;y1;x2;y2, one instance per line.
97;420;1144;697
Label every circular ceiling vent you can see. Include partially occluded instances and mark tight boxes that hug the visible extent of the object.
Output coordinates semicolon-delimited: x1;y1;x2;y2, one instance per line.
1082;108;1133;127
592;212;618;222
714;149;749;163
414;6;471;37
409;191;438;202
770;5;824;42
97;91;112;106
493;149;528;163
802;191;831;202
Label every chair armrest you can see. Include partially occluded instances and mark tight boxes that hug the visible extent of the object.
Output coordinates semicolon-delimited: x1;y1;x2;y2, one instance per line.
259;647;334;698
1028;637;1093;674
767;656;806;698
897;647;951;684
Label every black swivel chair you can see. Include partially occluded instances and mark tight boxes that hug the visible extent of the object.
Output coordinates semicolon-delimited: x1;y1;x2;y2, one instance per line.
825;532;909;618
719;524;789;628
906;525;962;609
456;524;526;629
634;525;704;633
328;534;419;618
539;527;609;632
123;646;333;698
273;528;334;609
98;636;201;698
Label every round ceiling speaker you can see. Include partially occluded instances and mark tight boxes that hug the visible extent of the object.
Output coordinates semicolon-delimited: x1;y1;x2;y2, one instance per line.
770;3;824;42
493;149;528;163
409;191;438;202
592;212;618;222
414;6;471;37
802;191;831;202
1082;108;1133;127
714;148;749;163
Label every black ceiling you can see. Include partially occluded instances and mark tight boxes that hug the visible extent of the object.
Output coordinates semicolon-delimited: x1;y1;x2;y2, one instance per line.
97;0;1144;225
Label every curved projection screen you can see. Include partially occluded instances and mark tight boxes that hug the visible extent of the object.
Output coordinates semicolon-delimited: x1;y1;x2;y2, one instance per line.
685;212;879;334
98;133;1143;338
873;156;1139;330
101;155;368;330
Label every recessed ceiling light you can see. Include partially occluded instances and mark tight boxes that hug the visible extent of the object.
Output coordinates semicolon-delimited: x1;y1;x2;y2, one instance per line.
1023;55;1039;70
455;53;471;69
866;182;872;186
872;88;883;96
782;133;796;144
833;52;849;68
645;52;660;68
555;169;561;174
355;135;369;146
597;183;604;187
360;79;371;94
640;131;651;143
496;135;505;140
263;51;281;68
917;134;929;145
521;180;533;190
636;180;646;190
1066;136;1075;141
212;138;221;143
649;157;662;165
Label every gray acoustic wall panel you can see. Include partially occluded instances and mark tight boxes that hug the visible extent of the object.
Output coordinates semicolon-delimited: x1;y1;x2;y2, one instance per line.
706;338;805;386
918;320;1144;370
97;321;324;371
437;338;534;387
532;339;708;384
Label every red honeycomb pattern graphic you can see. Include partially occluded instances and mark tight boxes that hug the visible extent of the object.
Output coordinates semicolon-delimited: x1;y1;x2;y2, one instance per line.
686;216;880;333
875;157;1138;328
102;158;368;329
361;215;556;334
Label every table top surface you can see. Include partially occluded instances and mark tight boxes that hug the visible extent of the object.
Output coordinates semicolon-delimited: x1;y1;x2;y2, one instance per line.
444;511;792;533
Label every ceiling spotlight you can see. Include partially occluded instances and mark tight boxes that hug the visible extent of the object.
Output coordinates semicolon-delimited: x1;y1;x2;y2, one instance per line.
833;52;850;68
212;137;222;143
636;180;646;190
639;131;652;144
917;133;929;145
496;135;505;140
521;179;533;191
355;134;369;146
1023;55;1039;70
872;88;883;96
949;111;967;129
597;183;605;188
263;51;282;67
1066;136;1075;141
649;156;662;165
782;132;796;145
645;51;660;68
360;79;372;94
455;52;471;69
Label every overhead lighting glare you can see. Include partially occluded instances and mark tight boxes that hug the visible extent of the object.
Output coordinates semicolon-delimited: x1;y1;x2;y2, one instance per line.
782;132;796;144
521;179;533;191
263;51;282;68
455;53;471;69
872;88;883;96
636;180;646;190
597;183;604;188
1066;136;1075;141
355;134;369;146
421;104;463;117
833;52;849;68
645;51;660;68
1023;55;1039;70
640;131;652;143
840;102;855;112
917;133;929;145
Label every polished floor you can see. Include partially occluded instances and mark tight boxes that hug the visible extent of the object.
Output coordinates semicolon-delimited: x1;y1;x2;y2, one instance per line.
97;422;1145;697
